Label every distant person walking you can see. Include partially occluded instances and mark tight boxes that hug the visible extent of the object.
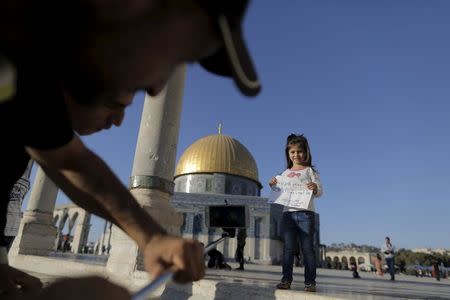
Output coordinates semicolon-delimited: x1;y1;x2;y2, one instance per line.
432;261;441;281
381;236;396;280
269;134;323;292
350;260;360;279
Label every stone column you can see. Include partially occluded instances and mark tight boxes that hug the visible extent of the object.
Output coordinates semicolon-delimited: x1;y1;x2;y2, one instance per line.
105;221;112;254
227;234;237;260
98;220;108;254
107;66;185;277
262;215;270;262
5;160;33;239
71;212;91;253
9;166;59;257
247;212;255;261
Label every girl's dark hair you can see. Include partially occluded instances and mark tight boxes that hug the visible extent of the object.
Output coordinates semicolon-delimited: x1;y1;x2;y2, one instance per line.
285;133;316;171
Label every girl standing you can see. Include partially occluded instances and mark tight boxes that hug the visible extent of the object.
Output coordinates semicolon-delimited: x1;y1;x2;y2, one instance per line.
269;134;323;292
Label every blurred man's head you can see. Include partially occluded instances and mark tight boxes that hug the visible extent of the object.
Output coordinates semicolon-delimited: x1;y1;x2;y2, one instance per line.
58;0;260;104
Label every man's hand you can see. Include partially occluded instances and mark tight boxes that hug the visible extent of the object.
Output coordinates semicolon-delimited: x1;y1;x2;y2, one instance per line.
36;276;130;300
143;235;205;283
0;264;42;296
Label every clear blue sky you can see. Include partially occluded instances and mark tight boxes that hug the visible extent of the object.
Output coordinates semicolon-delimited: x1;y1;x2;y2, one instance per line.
26;0;450;249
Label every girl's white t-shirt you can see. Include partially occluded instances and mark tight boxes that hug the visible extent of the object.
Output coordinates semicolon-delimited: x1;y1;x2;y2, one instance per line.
279;167;323;212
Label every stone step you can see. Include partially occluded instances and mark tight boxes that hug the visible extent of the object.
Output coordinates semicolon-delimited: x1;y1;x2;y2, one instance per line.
13;255;450;300
162;279;345;300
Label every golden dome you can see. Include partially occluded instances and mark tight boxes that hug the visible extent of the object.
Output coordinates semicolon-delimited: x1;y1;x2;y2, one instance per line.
175;134;259;184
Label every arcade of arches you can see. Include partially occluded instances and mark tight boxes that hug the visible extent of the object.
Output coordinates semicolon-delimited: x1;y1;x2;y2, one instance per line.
53;204;91;254
325;250;375;270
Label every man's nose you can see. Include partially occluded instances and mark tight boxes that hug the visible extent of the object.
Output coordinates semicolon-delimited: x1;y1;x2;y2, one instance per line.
111;110;125;127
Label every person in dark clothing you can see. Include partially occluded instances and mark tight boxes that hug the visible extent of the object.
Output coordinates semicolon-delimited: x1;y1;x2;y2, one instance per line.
235;228;247;270
207;248;231;270
350;261;360;279
0;1;261;299
207;248;223;268
432;261;441;281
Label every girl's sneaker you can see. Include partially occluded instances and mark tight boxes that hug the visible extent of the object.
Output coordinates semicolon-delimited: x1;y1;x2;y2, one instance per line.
304;283;316;292
276;280;291;290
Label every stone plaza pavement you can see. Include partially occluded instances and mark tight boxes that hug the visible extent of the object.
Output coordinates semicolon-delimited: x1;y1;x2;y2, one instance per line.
28;261;450;300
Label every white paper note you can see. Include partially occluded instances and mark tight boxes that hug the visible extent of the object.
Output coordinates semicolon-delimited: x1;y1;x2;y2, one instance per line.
268;175;313;209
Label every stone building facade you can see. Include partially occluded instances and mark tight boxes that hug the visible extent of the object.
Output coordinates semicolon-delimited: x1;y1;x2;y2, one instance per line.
170;132;286;264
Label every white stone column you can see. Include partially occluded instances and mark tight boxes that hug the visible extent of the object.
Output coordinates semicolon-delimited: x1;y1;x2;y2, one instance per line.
223;235;230;258
71;212;91;254
5;160;34;238
105;222;112;254
9;166;59;258
248;212;256;262
227;234;237;260
98;220;108;254
262;215;270;263
107;66;185;278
